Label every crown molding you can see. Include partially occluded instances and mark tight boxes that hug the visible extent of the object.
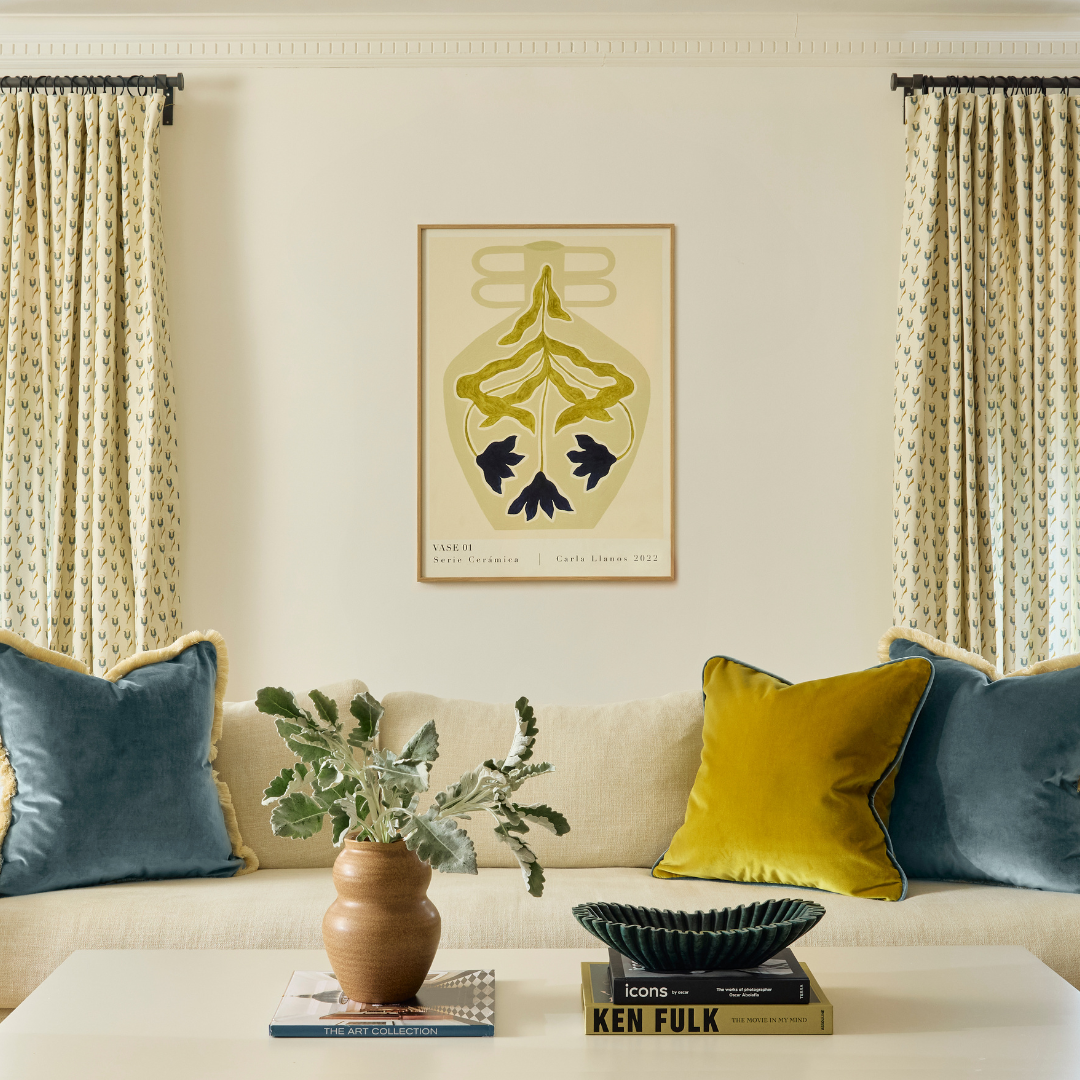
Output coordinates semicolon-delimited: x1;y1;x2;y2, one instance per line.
1;13;1080;67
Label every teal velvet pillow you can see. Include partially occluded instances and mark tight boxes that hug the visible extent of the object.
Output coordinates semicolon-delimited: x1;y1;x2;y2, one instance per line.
882;628;1080;893
0;631;256;896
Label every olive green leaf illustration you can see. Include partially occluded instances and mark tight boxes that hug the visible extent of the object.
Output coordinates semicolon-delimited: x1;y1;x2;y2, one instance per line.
455;265;635;438
455;264;636;522
497;264;572;346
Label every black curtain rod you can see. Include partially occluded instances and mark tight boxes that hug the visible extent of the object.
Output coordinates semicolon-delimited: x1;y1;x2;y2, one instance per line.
891;72;1080;120
0;74;184;125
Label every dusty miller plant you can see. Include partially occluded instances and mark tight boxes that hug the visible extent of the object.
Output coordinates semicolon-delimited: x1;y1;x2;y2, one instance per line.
257;688;569;896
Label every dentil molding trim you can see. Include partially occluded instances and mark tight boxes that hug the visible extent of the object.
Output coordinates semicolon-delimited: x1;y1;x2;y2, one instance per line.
2;13;1080;68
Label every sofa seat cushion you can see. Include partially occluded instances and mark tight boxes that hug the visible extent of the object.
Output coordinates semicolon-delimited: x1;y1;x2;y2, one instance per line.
4;869;1080;1009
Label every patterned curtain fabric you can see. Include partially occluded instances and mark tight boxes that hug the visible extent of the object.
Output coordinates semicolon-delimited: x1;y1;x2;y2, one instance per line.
0;90;181;673
896;90;1080;672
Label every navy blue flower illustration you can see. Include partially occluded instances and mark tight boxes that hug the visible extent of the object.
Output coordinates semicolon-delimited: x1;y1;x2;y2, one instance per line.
476;435;525;494
508;471;573;521
566;434;617;490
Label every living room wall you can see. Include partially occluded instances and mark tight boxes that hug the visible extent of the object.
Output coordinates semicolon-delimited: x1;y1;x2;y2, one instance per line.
166;59;897;701
9;13;1069;703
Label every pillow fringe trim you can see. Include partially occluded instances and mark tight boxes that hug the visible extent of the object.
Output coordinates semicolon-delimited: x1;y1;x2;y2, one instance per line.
0;629;88;674
0;742;14;863
213;770;259;876
1006;652;1080;677
879;626;1080;679
877;626;1000;679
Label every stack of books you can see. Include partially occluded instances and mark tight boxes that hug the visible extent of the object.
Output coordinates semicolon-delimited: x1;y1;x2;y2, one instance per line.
582;947;832;1035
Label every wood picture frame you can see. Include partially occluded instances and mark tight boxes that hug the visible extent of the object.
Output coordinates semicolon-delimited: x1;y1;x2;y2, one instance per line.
418;224;674;582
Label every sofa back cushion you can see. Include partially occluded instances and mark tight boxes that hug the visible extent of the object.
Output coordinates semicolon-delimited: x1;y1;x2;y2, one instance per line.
214;679;368;870
379;690;704;869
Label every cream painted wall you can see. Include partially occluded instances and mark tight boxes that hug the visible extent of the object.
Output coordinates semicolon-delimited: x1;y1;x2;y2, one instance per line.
156;62;900;703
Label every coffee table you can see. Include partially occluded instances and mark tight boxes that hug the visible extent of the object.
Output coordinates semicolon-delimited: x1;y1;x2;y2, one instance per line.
2;945;1078;1077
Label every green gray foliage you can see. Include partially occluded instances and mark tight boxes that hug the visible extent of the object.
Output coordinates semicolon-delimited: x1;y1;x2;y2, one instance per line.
257;689;568;896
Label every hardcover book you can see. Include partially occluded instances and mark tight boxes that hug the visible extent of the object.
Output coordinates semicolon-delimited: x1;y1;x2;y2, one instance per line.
270;969;495;1038
607;946;811;1004
583;962;833;1035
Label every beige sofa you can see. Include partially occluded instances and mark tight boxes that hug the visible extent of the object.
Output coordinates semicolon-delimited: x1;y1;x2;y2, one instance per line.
4;678;1080;1018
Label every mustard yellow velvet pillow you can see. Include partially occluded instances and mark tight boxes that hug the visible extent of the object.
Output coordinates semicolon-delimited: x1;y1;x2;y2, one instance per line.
652;655;934;901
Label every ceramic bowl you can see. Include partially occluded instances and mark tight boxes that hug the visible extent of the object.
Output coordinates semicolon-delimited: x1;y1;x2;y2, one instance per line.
571;898;826;972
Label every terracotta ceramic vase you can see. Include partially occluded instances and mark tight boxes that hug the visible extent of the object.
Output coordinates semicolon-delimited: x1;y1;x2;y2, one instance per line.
322;838;442;1004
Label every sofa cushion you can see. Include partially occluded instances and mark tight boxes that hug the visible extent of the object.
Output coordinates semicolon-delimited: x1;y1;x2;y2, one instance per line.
379;690;704;869
0;630;255;897
653;655;933;900
883;628;1080;892
3;869;1080;1009
214;680;368;870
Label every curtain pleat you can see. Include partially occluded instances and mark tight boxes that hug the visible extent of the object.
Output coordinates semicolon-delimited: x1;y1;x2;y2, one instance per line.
0;91;181;673
896;90;1080;671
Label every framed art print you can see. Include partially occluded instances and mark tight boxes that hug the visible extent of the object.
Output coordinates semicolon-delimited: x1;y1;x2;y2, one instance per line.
418;224;673;582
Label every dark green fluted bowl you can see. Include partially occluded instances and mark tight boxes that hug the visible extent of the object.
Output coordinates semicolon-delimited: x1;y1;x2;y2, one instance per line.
571;898;826;972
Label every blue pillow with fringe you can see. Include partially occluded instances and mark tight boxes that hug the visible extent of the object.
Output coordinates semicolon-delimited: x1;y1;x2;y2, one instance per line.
0;631;255;897
883;628;1080;894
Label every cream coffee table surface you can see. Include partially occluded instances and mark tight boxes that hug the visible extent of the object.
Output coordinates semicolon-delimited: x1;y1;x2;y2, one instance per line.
2;945;1079;1078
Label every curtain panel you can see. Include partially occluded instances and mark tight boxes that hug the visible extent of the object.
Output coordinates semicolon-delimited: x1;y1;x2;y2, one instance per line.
896;90;1080;672
0;90;181;674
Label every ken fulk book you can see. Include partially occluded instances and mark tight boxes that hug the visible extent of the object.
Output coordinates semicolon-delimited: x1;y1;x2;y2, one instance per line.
582;963;833;1036
607;946;811;1004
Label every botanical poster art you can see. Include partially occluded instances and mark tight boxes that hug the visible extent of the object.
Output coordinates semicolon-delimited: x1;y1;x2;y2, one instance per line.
418;225;673;581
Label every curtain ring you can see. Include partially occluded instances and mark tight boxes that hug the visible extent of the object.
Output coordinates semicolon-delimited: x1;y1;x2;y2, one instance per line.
1006;75;1019;98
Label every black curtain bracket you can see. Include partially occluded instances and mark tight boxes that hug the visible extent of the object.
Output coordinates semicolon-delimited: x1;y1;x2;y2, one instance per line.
0;74;184;125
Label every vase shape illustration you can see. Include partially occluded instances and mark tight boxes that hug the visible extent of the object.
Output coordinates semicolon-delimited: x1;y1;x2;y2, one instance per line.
443;241;650;531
